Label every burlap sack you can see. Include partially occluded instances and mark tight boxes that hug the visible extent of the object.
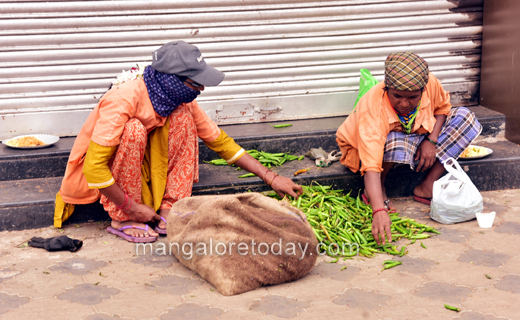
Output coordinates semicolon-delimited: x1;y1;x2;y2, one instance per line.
166;192;318;296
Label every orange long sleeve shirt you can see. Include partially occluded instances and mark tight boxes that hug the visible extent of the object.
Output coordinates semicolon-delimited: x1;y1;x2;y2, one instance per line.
59;78;242;205
336;74;451;175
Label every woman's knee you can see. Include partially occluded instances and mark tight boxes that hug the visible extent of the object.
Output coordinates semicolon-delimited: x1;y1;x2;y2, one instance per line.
168;107;197;140
122;118;147;141
450;106;473;118
446;107;481;131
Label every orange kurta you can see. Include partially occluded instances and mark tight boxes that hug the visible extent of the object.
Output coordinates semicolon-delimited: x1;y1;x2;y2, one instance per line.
336;74;451;175
59;78;221;205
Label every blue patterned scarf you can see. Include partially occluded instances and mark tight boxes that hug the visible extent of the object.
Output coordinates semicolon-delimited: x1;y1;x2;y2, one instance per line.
143;66;199;117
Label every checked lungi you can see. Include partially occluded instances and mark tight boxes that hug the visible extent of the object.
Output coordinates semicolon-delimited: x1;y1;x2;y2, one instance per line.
383;107;482;169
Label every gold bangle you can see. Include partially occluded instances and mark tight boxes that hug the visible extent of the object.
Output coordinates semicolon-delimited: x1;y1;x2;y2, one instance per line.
262;169;271;182
264;170;274;183
268;173;279;186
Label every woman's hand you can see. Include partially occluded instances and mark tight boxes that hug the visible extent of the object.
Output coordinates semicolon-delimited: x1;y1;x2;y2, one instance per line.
414;139;437;172
233;153;303;199
371;209;392;245
415;114;446;172
125;201;160;223
99;183;159;223
364;171;392;244
270;174;303;199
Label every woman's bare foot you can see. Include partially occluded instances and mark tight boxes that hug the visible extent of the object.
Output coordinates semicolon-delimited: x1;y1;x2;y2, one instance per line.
157;208;169;230
384;199;397;212
111;220;159;238
413;183;433;200
413;160;444;200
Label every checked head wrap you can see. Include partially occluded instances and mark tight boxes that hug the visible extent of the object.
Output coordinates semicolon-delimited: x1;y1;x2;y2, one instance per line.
143;65;199;117
385;52;429;91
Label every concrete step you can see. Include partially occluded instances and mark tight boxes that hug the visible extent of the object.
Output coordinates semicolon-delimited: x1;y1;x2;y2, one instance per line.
0;106;506;182
0;106;513;231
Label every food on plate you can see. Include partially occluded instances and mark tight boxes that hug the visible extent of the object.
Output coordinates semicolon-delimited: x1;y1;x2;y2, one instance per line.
6;136;45;147
460;145;488;158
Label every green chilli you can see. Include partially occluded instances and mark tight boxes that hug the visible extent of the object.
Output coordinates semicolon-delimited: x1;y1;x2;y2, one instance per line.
399;245;407;257
203;159;228;165
238;173;256;178
206;149;304;173
270;123;293;128
266;182;440;260
382;260;402;271
444;304;460;312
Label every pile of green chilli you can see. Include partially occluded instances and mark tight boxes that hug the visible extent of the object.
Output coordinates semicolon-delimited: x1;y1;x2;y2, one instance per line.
267;183;440;262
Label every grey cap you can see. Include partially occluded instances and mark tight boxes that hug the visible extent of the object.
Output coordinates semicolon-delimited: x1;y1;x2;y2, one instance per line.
151;41;225;86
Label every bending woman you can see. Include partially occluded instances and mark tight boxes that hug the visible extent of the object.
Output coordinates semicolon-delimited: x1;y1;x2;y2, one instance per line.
55;41;303;242
336;52;481;245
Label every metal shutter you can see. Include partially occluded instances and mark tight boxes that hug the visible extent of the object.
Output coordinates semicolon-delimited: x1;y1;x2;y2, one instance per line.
0;0;483;139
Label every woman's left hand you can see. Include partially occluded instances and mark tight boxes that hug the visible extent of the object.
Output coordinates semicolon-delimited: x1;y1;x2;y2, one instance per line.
414;139;437;172
233;153;303;199
271;174;303;199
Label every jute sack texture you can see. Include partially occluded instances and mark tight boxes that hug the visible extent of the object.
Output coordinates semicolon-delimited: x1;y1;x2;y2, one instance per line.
167;192;318;296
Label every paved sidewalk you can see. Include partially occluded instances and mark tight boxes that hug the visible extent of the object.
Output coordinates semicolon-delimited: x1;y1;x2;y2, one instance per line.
1;190;519;320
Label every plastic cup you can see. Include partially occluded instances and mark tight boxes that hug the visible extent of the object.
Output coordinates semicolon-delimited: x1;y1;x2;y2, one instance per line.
475;212;496;228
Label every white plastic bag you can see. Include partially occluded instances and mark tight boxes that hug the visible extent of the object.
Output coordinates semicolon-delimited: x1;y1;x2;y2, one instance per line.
430;157;483;224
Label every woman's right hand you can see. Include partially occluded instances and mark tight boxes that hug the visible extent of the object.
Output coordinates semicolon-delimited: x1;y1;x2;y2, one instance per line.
364;171;392;244
371;209;392;245
125;200;159;223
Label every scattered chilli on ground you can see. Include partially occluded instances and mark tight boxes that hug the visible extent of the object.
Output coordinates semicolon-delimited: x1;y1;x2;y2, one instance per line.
265;183;440;261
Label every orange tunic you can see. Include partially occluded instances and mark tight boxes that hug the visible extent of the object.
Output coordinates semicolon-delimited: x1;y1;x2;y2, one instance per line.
336;74;451;175
59;79;221;205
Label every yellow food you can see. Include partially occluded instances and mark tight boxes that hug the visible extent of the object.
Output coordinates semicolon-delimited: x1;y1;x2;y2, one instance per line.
6;136;45;147
460;146;488;158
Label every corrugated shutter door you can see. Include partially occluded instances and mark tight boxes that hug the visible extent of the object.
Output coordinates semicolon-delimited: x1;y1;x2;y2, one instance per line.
0;0;483;139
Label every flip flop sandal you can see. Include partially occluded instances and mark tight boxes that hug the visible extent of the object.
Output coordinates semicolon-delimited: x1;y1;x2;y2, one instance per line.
155;216;168;235
413;194;432;206
107;225;157;243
